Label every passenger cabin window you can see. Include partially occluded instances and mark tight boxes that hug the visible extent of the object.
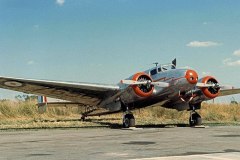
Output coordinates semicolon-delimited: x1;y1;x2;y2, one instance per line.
150;69;157;75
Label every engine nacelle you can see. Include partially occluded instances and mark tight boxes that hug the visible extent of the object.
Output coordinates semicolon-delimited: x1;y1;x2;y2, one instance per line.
201;76;220;99
132;72;154;97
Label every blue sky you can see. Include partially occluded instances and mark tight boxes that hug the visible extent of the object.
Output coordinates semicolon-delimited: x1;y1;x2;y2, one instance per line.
0;0;239;102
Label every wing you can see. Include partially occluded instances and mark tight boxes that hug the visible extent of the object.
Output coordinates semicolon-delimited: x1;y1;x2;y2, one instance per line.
0;76;120;106
219;88;240;97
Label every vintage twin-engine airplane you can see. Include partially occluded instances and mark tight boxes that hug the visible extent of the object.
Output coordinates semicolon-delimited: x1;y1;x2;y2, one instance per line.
0;59;239;127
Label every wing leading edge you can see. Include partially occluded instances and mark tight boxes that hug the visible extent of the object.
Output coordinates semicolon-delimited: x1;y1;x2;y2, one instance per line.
0;76;120;106
219;88;240;97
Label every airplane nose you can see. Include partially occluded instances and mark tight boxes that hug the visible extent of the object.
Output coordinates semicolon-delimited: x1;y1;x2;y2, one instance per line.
185;69;198;84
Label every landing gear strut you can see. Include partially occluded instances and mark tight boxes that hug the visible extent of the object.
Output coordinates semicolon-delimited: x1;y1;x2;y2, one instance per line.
189;105;202;126
122;102;135;128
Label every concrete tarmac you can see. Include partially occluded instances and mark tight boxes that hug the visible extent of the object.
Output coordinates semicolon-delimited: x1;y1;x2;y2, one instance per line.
1;126;240;160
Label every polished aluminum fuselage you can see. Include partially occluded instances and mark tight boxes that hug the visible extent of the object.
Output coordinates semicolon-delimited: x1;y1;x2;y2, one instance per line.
122;68;195;110
100;67;198;113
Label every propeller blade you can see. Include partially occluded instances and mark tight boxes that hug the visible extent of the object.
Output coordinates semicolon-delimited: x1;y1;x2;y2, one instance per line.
121;80;169;87
196;83;215;88
197;82;227;88
121;80;147;85
218;85;234;89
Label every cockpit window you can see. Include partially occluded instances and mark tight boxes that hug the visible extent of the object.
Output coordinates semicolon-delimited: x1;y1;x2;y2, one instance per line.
158;67;161;72
150;69;157;75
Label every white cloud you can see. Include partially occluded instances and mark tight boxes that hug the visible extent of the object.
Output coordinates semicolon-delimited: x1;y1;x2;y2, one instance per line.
223;58;240;66
233;49;240;56
27;60;35;65
223;58;231;64
223;49;240;66
56;0;65;6
186;41;220;47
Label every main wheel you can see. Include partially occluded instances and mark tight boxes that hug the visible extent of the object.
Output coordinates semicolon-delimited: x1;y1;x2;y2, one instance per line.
189;112;202;127
123;114;135;128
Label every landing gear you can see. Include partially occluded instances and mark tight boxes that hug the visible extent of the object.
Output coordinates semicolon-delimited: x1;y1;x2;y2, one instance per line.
80;105;98;121
81;115;86;121
189;103;202;127
189;111;202;127
123;113;135;128
121;101;136;128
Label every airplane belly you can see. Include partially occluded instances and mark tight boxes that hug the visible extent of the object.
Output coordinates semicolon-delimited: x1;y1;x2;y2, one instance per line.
104;101;122;112
120;87;141;103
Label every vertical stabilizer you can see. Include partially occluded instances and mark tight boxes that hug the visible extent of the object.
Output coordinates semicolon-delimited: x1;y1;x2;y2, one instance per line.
172;58;177;69
37;96;47;113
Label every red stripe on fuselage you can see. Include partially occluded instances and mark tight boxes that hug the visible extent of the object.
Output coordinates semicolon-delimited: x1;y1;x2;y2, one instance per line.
153;76;185;82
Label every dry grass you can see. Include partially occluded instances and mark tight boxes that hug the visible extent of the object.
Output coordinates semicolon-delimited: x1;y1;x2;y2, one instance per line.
0;100;239;129
200;103;240;123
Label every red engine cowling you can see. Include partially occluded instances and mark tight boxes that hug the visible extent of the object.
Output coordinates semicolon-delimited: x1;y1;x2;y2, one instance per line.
201;76;220;99
132;72;154;97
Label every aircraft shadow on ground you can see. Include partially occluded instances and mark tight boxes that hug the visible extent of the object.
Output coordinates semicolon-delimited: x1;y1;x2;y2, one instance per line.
33;118;189;129
85;118;189;129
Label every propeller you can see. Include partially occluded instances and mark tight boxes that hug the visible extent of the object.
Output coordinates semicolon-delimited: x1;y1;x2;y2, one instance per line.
197;82;224;88
197;82;223;94
121;80;169;87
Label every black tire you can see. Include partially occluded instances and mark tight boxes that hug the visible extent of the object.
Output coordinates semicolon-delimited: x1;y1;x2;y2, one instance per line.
123;114;135;128
189;112;202;127
81;115;86;121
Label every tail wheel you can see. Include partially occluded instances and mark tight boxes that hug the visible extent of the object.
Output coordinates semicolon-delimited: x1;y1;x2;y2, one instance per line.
123;114;135;128
189;112;202;127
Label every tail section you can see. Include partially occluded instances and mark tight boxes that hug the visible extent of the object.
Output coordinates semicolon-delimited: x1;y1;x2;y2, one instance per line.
171;58;176;69
37;96;77;113
37;96;47;113
38;95;47;103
